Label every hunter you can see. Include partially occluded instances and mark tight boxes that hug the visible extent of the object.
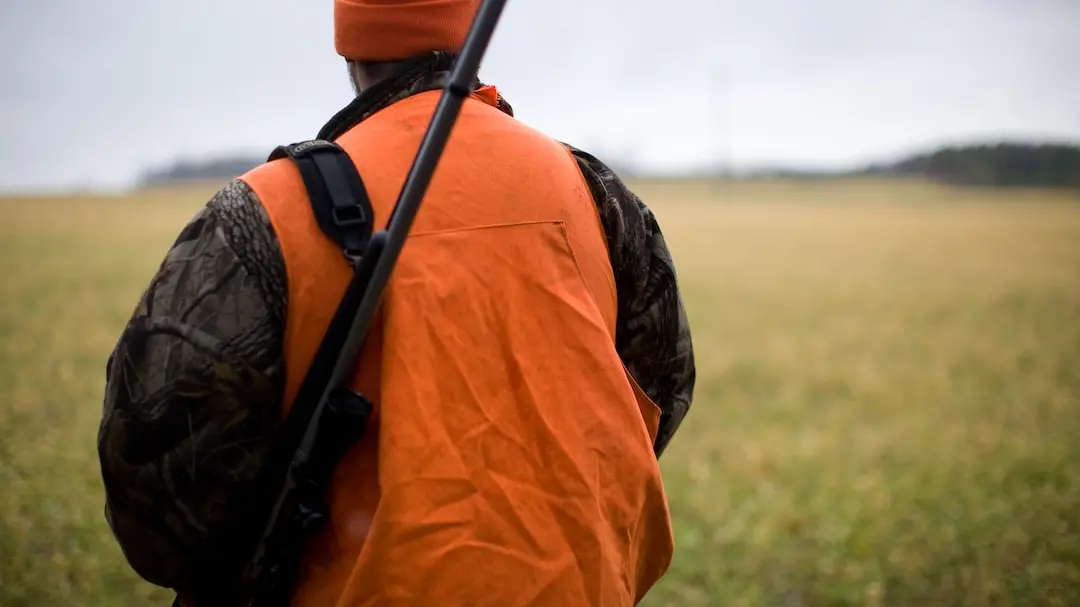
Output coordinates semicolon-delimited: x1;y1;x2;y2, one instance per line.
97;0;696;605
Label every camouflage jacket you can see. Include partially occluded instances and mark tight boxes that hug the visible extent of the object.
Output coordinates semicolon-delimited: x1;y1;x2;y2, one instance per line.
98;51;695;596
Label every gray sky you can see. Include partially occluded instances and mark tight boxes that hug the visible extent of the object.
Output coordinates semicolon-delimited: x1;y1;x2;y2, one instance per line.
2;0;1078;192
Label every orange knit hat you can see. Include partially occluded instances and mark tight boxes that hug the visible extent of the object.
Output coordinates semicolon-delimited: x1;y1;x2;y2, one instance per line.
335;0;480;62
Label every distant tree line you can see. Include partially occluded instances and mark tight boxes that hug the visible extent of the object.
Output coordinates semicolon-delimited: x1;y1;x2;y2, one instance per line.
141;141;1080;189
140;155;265;186
860;142;1080;188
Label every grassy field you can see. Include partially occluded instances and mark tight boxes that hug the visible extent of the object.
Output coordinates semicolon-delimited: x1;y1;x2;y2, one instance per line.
1;179;1079;606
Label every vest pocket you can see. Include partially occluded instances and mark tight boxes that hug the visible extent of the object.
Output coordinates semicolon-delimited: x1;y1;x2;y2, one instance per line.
624;369;662;448
343;219;665;605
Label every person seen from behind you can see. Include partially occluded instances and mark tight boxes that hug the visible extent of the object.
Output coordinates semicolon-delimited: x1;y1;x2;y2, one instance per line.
97;0;696;604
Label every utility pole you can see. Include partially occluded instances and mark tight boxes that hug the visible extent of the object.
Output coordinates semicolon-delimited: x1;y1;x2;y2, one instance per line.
709;63;731;200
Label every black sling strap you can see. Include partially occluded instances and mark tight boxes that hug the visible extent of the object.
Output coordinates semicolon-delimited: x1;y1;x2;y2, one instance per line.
268;140;375;259
177;0;509;599
258;139;381;512
172;141;381;607
263;136;381;466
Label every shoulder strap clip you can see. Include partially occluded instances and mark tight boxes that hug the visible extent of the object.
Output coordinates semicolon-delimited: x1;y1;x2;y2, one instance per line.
269;140;375;261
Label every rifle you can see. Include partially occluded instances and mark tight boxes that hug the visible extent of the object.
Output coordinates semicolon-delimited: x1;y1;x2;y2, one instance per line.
175;1;509;605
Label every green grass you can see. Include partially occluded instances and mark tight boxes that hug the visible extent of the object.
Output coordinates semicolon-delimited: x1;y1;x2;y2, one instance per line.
1;180;1079;606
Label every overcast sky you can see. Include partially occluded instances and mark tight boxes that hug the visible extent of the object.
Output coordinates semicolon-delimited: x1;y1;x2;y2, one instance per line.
2;0;1078;191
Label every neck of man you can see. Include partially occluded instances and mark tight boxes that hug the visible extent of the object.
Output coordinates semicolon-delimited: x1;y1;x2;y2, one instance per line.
347;59;414;95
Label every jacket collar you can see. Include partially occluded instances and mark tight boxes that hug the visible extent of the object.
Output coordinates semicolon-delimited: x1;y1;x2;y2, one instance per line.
317;51;514;142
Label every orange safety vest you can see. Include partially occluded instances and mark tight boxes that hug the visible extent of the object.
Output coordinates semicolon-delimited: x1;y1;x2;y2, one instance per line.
240;85;673;606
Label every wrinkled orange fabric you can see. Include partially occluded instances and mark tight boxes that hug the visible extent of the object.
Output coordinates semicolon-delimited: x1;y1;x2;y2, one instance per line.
240;86;673;606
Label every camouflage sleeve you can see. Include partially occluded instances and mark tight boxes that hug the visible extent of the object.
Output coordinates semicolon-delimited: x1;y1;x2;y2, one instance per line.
568;147;696;458
97;179;288;596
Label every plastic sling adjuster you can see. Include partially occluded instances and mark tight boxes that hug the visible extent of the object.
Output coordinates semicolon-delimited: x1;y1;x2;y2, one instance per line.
269;140;375;261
